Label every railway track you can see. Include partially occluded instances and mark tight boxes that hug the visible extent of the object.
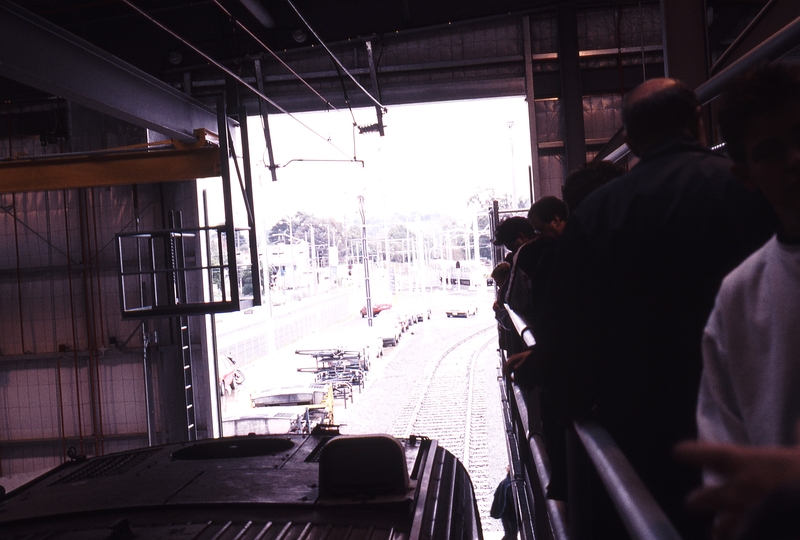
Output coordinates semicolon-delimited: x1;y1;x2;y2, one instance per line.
391;324;498;480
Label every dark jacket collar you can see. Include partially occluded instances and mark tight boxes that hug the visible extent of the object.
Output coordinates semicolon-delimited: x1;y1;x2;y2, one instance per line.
638;135;709;163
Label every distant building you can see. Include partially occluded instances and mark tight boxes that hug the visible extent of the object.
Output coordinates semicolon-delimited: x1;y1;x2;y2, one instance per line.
268;241;310;290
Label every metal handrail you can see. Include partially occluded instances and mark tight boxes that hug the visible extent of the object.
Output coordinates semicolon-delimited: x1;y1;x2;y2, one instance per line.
599;14;800;164
512;383;570;540
504;304;536;347
503;305;682;540
573;420;682;540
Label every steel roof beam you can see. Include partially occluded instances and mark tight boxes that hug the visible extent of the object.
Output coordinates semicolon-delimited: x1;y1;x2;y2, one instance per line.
0;1;220;142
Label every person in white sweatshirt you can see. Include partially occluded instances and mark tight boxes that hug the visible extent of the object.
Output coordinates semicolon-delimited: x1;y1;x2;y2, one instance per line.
696;61;800;449
685;61;800;540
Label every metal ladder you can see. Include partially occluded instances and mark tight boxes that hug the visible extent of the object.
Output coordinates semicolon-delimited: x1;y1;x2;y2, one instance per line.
170;211;197;441
180;315;197;441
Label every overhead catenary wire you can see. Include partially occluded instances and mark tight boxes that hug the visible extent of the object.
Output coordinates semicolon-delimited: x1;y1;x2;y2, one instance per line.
285;0;387;112
119;0;350;159
209;0;340;114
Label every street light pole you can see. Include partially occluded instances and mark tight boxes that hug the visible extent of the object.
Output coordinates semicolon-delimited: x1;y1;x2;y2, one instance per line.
358;195;373;327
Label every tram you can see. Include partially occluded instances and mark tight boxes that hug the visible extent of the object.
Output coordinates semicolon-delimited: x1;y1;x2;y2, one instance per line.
0;427;482;540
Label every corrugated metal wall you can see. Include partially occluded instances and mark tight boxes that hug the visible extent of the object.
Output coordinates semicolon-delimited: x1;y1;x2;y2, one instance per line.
0;110;211;482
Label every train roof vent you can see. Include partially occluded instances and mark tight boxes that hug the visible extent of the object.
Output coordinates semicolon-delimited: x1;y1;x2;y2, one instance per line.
319;435;409;498
171;438;294;460
50;448;159;485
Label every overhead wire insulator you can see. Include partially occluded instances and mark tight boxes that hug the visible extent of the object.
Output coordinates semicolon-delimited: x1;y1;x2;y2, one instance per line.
358;124;382;134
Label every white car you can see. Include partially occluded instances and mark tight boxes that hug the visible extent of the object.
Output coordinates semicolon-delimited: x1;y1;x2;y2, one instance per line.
446;304;478;318
338;327;384;364
373;312;403;346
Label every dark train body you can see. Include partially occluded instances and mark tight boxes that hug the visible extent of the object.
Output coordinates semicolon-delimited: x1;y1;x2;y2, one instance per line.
0;429;482;540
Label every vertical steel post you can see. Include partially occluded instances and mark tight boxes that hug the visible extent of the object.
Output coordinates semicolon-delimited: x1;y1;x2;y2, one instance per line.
231;106;262;306
558;6;587;177
254;60;279;182
365;40;385;136
358;196;372;327
203;190;224;437
217;98;240;307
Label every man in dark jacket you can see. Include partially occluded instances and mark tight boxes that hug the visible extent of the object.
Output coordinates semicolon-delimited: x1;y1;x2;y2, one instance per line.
490;469;518;540
505;78;777;538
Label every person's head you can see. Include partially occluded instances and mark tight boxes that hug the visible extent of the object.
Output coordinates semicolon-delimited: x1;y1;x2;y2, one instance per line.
562;161;626;214
492;216;537;252
622;78;701;157
490;262;512;288
527;196;568;240
719;61;800;238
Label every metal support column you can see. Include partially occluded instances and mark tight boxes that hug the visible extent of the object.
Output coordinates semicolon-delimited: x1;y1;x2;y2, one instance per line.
522;16;543;201
366;40;386;137
231;106;262;306
218;99;240;308
660;0;709;91
254;60;279;182
558;6;587;178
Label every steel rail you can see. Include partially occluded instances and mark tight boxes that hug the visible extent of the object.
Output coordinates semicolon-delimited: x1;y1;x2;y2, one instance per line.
574;420;682;540
504;304;536;347
509;380;569;540
601;14;800;163
401;326;495;438
504;303;683;539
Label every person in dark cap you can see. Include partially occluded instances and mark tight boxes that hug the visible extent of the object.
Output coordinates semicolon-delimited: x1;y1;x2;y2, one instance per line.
492;216;537;258
492;216;541;353
505;77;777;539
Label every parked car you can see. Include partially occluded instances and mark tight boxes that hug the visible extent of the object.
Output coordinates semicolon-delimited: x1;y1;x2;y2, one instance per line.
445;303;478;318
360;302;393;317
219;355;245;395
411;304;432;322
373;312;403;346
338;327;384;364
397;308;414;330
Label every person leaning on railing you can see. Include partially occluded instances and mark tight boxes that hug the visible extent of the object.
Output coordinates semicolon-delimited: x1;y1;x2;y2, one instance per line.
676;61;800;540
504;77;778;539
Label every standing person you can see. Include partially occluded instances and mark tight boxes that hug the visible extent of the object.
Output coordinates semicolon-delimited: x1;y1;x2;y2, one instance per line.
490;467;518;540
505;77;777;538
696;62;800;450
523;196;568;329
490;261;513;351
561;160;626;216
492;217;540;353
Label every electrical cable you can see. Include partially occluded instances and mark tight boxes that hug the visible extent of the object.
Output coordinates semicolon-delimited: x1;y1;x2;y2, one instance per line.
285;0;387;111
210;0;340;113
120;0;350;158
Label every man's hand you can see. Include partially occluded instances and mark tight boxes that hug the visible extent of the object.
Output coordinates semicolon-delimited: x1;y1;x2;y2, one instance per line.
503;350;531;377
674;440;800;539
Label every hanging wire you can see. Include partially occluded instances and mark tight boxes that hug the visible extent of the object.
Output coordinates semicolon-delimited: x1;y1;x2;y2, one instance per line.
120;0;350;158
210;0;340;113
285;0;387;112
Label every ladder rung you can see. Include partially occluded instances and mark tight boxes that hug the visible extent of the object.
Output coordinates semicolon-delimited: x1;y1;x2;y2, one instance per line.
185;384;192;390
181;325;188;330
187;404;193;410
184;365;190;370
187;423;195;429
182;345;189;351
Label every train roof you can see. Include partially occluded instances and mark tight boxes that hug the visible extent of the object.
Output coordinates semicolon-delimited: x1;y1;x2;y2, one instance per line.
0;431;481;540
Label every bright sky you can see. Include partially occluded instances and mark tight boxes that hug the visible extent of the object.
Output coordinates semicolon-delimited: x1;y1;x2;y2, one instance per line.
247;97;533;229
